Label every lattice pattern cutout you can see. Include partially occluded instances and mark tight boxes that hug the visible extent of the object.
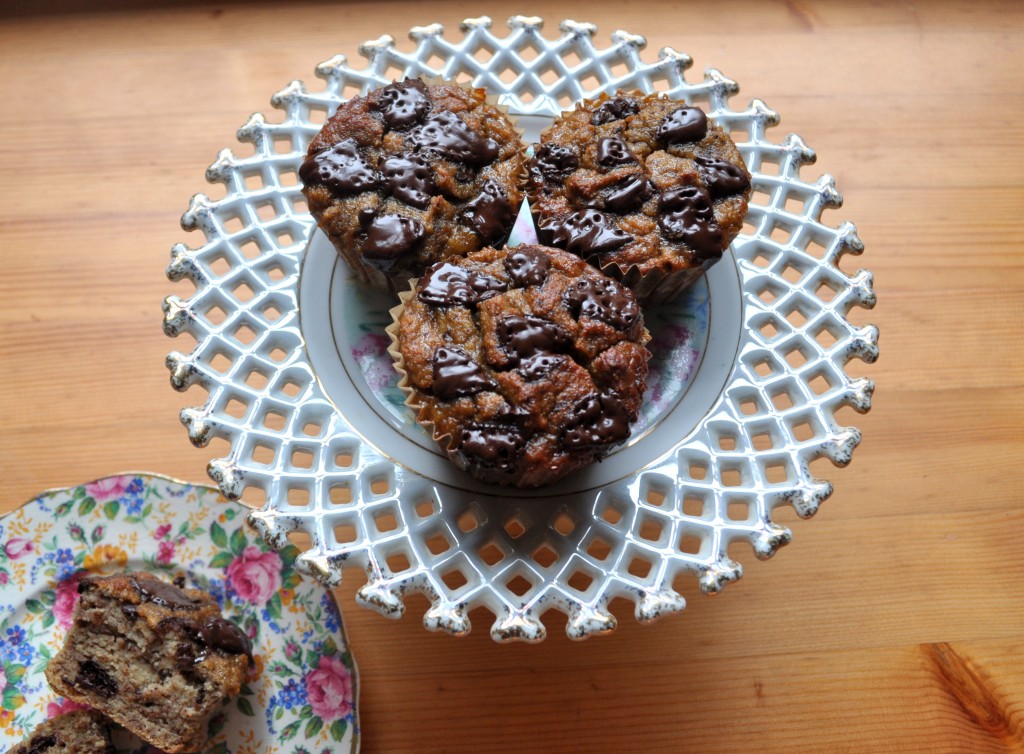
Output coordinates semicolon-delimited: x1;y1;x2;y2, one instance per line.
164;16;877;641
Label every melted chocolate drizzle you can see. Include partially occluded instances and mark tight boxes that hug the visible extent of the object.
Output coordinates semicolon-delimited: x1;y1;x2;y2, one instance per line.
379;153;434;208
562;277;640;331
457;423;526;476
596;135;636;167
529;143;579;183
431;347;494;400
503;247;550;287
517;353;565;381
130;576;202;609
605;175;653;213
462;179;515;244
409;111;499;166
164;616;254;667
562;393;631;450
657;184;723;258
657;106;709;145
375;79;431;130
496;315;571;366
591;97;639;126
695;155;751;197
549;209;632;257
299;139;380;194
363;215;425;259
417;262;508;307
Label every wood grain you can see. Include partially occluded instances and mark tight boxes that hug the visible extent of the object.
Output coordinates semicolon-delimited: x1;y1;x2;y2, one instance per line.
2;1;1022;751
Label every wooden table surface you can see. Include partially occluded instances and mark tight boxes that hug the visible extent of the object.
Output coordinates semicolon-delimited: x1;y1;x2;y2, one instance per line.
2;1;1022;751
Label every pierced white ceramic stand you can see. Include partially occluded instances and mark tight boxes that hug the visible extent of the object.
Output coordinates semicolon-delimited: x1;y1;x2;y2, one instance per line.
164;16;877;642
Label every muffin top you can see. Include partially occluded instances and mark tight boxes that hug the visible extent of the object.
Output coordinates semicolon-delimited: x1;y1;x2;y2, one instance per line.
395;245;650;488
301;79;525;284
527;90;751;280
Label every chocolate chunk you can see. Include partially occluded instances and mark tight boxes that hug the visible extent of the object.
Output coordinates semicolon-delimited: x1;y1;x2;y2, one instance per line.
363;215;425;259
503;247;550;287
657;106;708;144
357;207;376;228
417;261;508;307
409;111;499;166
131;576;202;609
563;277;640;331
380;153;434;209
496;315;571;366
75;659;117;698
164;615;253;665
172;576;187;588
432;347;494;400
549;209;632;257
562;393;630;449
517;353;565;381
199;616;253;663
596;136;636;167
695;155;751;197
27;734;57;754
529;143;579;182
605;175;652;213
462;179;515;244
658;184;724;258
299;138;381;194
121;604;139;622
457;423;526;475
591;97;639;126
375;79;431;130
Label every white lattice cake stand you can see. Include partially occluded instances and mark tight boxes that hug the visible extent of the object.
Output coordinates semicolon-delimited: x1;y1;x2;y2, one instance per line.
163;16;877;642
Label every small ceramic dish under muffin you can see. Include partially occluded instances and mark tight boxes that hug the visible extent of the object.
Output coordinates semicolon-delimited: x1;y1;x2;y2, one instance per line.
527;90;752;304
301;78;525;293
387;244;651;488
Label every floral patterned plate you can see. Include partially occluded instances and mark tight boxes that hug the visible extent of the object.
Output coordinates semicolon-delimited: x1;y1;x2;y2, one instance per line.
0;473;359;753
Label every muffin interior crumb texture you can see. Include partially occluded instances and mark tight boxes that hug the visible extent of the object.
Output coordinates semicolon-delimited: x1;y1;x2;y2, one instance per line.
301;79;525;289
397;245;650;488
528;90;752;296
44;572;252;754
9;710;114;754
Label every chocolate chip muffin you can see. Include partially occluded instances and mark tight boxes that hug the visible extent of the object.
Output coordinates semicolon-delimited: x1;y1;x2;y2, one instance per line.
389;245;650;488
527;90;752;304
9;711;114;754
301;79;526;292
45;572;252;754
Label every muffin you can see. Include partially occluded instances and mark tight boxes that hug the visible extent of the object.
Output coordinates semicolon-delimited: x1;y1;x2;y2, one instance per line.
9;711;114;754
45;571;252;754
389;245;650;488
527;90;752;303
301;78;525;292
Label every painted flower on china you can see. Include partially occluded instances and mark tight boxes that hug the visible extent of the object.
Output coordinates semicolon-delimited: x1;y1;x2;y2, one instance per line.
304;655;354;722
46;697;87;718
83;544;128;572
3;538;34;561
53;571;86;629
84;476;129;503
225;546;282;606
153;524;172;540
156;540;176;565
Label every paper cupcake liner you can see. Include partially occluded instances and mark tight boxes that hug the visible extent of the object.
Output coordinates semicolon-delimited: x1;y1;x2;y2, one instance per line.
324;75;526;297
385;283;462;465
525;89;746;306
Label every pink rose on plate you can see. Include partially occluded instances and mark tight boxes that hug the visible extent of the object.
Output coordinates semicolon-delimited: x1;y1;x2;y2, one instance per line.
225;546;282;606
304;655;354;721
84;476;129;503
54;572;86;629
47;697;88;718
